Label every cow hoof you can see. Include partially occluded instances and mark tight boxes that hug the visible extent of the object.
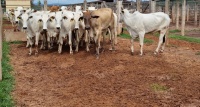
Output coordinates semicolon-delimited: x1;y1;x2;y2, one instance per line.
35;52;38;56
70;52;73;54
160;49;164;53
28;53;32;56
139;54;143;56
131;52;134;56
154;51;158;55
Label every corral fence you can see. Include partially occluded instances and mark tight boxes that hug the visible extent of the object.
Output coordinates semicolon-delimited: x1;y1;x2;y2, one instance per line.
63;0;200;36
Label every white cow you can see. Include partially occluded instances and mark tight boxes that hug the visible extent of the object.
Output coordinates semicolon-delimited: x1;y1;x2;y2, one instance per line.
73;10;85;52
120;9;170;55
14;6;24;31
42;11;58;49
20;11;43;55
57;10;75;54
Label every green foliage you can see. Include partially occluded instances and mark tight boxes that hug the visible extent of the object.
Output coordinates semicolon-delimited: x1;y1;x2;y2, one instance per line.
151;83;168;92
0;42;15;107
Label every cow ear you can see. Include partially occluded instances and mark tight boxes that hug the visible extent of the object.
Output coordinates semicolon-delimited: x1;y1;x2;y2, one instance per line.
91;16;99;18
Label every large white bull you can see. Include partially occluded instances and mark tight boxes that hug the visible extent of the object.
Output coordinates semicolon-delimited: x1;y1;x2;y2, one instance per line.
120;9;170;55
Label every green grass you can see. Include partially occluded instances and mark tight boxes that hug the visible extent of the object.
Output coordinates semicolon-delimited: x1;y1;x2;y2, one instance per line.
10;41;23;44
169;34;200;44
151;83;168;92
119;33;154;44
153;30;200;44
0;42;15;107
169;29;181;33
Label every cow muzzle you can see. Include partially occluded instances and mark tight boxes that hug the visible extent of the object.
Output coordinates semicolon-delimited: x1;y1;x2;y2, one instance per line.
43;29;47;32
56;27;60;30
15;21;18;24
74;28;78;30
85;27;90;30
23;27;27;30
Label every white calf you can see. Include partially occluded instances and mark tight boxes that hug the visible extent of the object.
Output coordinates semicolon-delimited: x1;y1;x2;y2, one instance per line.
120;9;170;55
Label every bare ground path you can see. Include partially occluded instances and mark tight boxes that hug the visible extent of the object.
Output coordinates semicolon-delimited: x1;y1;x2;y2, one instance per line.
10;35;200;107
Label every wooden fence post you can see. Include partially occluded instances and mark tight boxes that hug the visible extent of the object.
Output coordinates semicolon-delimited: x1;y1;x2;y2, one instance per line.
186;4;189;21
194;3;198;26
44;0;47;11
165;0;169;15
136;0;141;12
83;0;87;11
116;1;122;36
176;0;180;29
181;0;186;36
0;0;3;81
172;3;176;23
102;1;108;8
150;0;156;13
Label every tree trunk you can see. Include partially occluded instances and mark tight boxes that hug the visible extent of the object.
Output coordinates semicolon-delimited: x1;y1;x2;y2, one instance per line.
181;0;186;36
0;0;3;81
172;4;176;23
186;4;189;21
176;0;180;29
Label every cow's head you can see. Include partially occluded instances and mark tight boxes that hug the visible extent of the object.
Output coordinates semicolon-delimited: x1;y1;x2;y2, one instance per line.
41;11;50;31
73;11;84;30
18;12;29;30
83;11;92;30
55;11;62;29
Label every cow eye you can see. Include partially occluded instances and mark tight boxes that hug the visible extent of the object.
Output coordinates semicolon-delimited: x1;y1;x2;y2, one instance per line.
121;10;124;13
63;16;67;19
51;16;55;19
79;17;83;21
17;17;21;20
71;18;74;21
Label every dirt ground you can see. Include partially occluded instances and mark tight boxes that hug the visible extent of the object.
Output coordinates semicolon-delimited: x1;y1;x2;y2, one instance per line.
3;19;200;106
9;35;200;107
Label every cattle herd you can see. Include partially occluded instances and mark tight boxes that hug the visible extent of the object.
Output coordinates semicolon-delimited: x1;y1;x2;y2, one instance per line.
5;5;170;59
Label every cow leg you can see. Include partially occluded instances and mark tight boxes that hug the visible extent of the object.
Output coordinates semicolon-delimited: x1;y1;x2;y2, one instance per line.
68;31;73;54
58;36;63;54
139;32;145;56
109;28;115;51
35;32;40;55
28;36;34;55
130;31;137;55
26;36;30;48
95;30;101;59
155;29;167;54
85;30;90;52
47;35;51;49
75;30;79;52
